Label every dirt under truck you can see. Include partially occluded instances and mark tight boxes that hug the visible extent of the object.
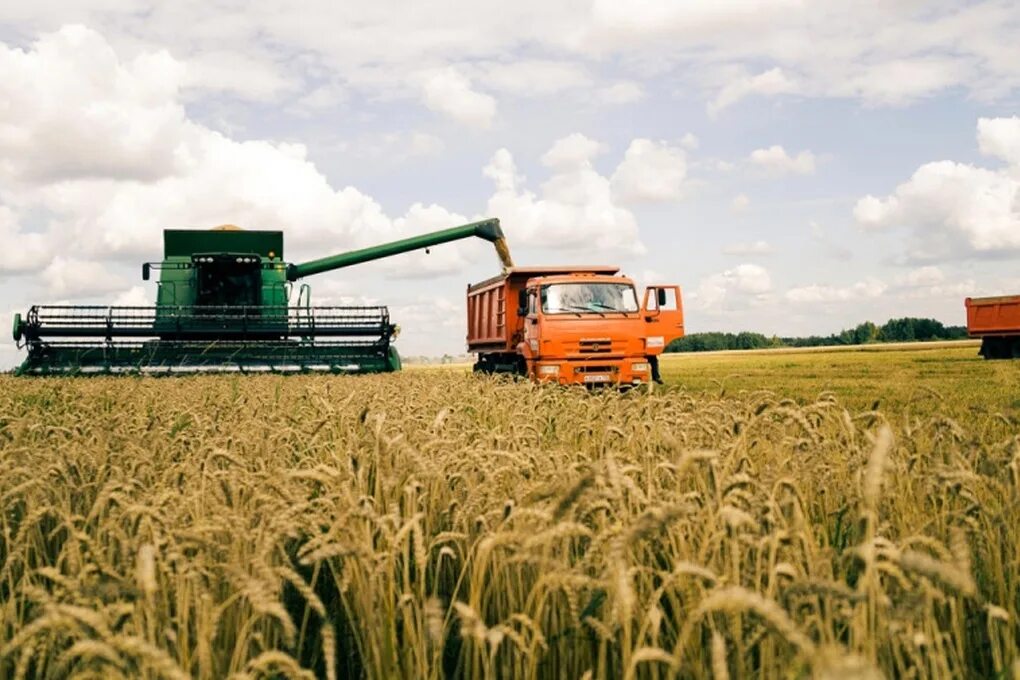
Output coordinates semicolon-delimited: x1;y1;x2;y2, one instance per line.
467;267;684;385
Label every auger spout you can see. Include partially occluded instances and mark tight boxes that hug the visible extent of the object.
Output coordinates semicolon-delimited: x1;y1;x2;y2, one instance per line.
286;218;513;281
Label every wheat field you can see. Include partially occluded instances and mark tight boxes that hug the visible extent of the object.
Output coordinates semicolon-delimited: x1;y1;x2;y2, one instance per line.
1;347;1018;679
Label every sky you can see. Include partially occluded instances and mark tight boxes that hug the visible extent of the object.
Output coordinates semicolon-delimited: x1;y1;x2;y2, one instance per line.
1;1;1019;367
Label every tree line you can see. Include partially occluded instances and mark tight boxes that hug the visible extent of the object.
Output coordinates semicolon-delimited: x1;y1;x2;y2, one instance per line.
665;317;968;353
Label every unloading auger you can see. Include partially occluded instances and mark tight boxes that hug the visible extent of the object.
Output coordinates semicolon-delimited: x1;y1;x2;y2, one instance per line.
12;219;512;375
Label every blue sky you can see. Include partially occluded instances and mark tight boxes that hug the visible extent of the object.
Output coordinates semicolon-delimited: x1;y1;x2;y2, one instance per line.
1;2;1019;365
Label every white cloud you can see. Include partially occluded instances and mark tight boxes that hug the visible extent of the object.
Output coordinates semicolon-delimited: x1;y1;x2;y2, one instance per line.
4;3;1017;118
0;25;186;183
709;67;797;115
477;60;591;96
830;57;968;108
854;146;1020;257
895;266;945;288
111;285;153;306
680;133;699;151
0;205;51;273
289;82;348;115
182;50;296;102
748;145;816;176
731;193;750;212
0;27;651;288
693;263;772;308
723;240;773;256
977;116;1020;166
421;67;497;129
41;256;127;298
541;133;606;170
610;139;688;204
785;279;887;304
597;81;645;105
484;137;645;255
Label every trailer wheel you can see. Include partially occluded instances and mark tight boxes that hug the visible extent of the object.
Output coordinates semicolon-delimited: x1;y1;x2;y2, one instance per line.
981;337;1016;360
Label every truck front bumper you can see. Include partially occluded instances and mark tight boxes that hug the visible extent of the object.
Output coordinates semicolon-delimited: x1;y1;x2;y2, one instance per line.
533;358;650;386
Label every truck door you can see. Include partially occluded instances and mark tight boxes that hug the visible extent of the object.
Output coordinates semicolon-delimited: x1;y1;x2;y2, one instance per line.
642;286;684;353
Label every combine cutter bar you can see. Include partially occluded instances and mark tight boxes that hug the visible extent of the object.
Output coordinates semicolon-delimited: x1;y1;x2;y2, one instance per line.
16;340;394;375
15;305;398;375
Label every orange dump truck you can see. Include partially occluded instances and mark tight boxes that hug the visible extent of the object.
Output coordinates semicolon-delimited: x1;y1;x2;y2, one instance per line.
965;295;1020;359
467;266;684;385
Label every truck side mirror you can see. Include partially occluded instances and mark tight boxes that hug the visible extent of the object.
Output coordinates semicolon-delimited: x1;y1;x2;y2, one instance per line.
142;263;151;281
657;288;667;306
518;289;528;315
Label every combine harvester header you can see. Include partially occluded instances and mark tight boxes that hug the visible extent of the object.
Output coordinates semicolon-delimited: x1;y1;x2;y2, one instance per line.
12;219;512;375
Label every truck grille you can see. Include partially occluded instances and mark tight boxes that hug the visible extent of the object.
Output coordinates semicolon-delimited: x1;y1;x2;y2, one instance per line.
578;338;613;354
573;365;618;373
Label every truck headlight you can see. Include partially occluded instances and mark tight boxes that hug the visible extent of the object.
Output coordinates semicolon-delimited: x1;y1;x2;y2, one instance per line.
538;364;559;376
632;362;649;372
646;336;664;348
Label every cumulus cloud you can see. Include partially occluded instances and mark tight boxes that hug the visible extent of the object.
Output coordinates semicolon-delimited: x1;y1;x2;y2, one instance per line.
0;25;186;184
854;119;1020;259
3;2;1016;121
541;133;606;169
709;67;797;115
41;256;128;298
610;139;689;203
0;25;661;296
748;145;816;176
0;205;51;274
731;194;750;212
420;67;497;128
692;263;772;309
977;116;1020;166
484;136;645;255
785;279;887;303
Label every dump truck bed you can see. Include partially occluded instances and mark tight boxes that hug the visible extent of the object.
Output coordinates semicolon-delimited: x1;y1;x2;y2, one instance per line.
965;295;1020;336
466;266;619;352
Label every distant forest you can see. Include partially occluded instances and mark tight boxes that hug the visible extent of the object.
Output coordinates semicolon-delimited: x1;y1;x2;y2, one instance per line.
665;317;968;353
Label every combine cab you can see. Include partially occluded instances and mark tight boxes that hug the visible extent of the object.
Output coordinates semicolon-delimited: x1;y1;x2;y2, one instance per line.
12;219;511;375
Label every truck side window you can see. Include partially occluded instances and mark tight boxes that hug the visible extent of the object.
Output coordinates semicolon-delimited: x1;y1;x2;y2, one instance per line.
657;288;679;311
529;291;537;314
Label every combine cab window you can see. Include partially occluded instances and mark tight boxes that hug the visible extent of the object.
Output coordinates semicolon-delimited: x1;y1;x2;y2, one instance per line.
541;283;639;314
194;256;261;309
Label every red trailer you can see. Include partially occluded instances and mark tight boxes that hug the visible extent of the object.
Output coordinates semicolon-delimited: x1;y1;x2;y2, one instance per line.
965;295;1020;359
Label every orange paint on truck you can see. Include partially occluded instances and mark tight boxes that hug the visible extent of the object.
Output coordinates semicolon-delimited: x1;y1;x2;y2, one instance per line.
467;266;684;385
965;295;1020;359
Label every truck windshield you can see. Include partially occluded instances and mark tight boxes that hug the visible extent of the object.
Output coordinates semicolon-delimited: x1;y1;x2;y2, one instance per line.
541;283;639;314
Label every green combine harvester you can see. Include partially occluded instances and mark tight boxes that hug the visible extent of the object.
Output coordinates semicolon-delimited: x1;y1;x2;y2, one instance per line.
11;219;512;375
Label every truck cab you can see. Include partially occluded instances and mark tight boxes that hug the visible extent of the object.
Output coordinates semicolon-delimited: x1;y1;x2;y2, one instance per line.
467;266;684;385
